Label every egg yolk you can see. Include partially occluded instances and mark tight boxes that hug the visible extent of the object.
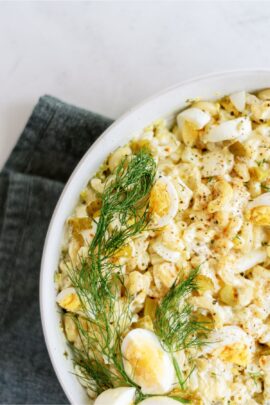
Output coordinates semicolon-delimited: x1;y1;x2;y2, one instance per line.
149;181;170;217
218;343;250;366
251;206;270;226
124;339;164;390
59;292;81;312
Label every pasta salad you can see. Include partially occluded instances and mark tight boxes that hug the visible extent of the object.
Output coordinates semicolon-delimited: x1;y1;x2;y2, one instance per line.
56;88;270;405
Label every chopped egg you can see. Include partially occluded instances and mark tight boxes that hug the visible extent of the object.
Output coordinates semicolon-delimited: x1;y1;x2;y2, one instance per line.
201;326;253;366
201;149;234;177
121;328;175;395
177;107;211;129
234;249;267;273
138;397;181;405
229;91;246;112
203;117;252;142
251;100;270;122
94;387;136;405
172;177;193;210
56;287;81;312
149;176;179;228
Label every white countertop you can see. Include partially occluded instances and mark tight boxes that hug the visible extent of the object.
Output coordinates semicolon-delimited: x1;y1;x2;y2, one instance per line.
1;1;270;169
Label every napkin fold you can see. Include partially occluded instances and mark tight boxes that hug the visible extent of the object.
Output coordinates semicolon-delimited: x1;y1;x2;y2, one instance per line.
0;96;113;404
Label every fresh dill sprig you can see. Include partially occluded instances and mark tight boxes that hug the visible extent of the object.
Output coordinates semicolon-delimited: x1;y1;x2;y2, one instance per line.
91;149;156;258
68;149;157;395
154;268;209;390
155;268;208;352
66;150;207;401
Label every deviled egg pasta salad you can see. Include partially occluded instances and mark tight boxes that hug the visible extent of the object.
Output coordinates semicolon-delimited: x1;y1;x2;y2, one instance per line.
56;88;270;405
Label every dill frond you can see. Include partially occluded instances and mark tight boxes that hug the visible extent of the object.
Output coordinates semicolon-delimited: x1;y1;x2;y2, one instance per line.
154;268;209;390
66;150;207;400
155;268;209;352
67;149;157;395
91;149;156;257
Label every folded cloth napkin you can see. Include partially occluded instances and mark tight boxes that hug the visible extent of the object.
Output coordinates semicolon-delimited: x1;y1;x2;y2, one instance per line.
0;96;113;404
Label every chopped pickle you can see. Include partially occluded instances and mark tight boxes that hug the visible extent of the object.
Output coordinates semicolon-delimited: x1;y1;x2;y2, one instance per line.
130;139;151;154
134;315;154;331
229;141;247;157
196;275;214;294
86;200;102;217
219;284;238;306
250;166;270;182
144;297;158;321
68;217;92;232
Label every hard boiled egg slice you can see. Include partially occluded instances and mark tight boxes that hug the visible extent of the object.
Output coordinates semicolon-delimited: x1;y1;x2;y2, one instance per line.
229;91;246;112
177;107;211;130
121;328;175;395
138;397;181;405
247;192;270;210
94;387;136;405
149;176;179;228
203;117;252;142
152;241;181;263
247;192;270;226
56;287;81;312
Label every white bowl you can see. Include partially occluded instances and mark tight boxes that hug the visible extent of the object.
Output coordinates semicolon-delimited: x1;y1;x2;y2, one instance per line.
40;70;270;404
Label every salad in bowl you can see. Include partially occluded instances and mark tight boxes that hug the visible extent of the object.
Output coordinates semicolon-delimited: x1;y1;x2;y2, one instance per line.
40;71;270;405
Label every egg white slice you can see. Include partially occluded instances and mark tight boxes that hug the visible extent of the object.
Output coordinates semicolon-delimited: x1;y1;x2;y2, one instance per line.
152;241;181;263
229;91;246;112
177;107;211;129
203;117;252;142
138;397;181;405
150;176;179;228
94;387;136;405
121;328;175;395
247;192;270;209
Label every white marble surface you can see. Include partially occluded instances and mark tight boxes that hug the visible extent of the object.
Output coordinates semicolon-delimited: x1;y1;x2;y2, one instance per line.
1;1;270;168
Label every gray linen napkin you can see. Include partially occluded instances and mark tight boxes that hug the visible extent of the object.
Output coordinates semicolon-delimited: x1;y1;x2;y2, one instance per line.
0;96;113;404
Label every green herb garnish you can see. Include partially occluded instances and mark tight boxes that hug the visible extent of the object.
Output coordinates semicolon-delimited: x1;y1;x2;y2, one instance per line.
154;268;209;390
155;268;208;352
91;149;156;257
66;149;208;402
68;150;157;397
